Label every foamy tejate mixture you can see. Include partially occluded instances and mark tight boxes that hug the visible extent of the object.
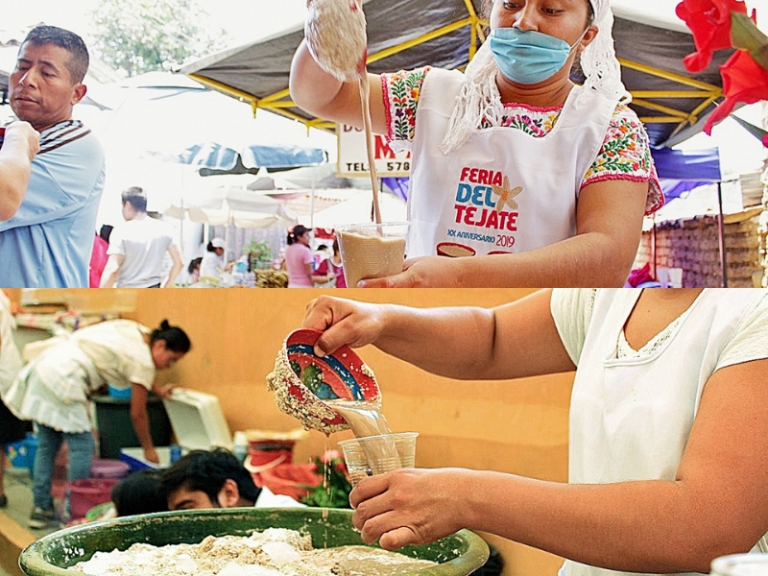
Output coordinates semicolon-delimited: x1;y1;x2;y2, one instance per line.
72;527;436;576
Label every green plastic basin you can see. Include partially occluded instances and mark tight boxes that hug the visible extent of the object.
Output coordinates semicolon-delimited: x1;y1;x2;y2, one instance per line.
20;507;490;576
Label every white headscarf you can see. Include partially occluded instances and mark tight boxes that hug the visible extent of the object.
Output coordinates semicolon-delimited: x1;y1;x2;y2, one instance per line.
440;0;627;154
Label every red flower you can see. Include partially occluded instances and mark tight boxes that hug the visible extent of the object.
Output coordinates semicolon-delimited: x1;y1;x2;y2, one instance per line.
320;449;342;464
703;49;768;134
676;0;751;72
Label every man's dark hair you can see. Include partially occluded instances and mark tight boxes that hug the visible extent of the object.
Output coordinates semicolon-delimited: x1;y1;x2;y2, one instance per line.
111;469;168;516
188;257;203;275
121;186;148;213
99;224;114;243
22;26;89;84
159;448;260;505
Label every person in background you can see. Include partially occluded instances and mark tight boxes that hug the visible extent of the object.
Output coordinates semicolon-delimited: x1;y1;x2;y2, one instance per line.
302;289;768;576
290;0;661;288
330;239;346;288
159;448;305;510
285;225;328;288
0;291;26;509
187;257;203;285
0;120;40;220
101;187;184;288
111;469;167;517
89;224;113;288
313;244;336;288
199;238;226;281
3;319;191;529
0;26;105;287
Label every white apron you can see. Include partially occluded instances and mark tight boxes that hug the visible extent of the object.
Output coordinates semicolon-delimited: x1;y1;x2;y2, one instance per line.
4;320;154;433
0;293;22;398
565;289;768;576
407;69;616;258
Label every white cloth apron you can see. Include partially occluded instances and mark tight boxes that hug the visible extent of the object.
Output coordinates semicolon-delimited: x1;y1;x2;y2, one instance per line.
0;293;22;398
4;320;154;433
407;69;616;258
565;289;768;576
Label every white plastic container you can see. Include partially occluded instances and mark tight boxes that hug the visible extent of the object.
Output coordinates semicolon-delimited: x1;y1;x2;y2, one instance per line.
162;387;233;452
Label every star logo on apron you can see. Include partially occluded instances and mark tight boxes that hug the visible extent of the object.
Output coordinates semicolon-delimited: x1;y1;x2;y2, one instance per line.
492;176;523;212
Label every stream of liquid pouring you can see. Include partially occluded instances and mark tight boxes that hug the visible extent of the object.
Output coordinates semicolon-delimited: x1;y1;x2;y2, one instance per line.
359;73;382;224
328;399;401;479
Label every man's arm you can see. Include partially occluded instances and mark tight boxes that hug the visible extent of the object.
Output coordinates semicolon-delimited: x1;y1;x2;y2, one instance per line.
0;122;40;221
161;245;184;288
99;253;124;288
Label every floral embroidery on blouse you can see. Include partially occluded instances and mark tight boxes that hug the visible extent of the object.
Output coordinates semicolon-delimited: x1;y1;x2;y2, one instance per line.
381;67;664;214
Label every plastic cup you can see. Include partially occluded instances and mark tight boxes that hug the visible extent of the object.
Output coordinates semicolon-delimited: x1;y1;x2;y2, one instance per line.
338;432;418;486
336;222;409;288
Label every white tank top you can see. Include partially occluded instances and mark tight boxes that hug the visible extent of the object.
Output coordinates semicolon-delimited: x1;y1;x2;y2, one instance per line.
407;69;616;258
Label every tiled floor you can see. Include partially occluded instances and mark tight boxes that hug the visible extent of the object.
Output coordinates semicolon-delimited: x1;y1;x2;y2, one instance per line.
2;466;62;537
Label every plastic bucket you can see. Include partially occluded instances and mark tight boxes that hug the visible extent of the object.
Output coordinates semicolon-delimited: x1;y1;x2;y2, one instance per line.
254;463;321;500
68;479;119;520
20;508;490;576
5;438;29;469
90;459;130;479
107;385;131;399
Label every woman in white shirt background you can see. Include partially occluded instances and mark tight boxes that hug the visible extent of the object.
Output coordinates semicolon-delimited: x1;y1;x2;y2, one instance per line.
199;237;227;281
4;319;191;529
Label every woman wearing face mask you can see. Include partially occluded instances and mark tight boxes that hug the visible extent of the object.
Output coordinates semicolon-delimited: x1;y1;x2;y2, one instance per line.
3;319;191;529
290;0;662;288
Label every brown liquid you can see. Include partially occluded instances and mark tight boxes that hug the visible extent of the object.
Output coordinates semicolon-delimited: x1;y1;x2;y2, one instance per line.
328;399;405;484
338;230;406;288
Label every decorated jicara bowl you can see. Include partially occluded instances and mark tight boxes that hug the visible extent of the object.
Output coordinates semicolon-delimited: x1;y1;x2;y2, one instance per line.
20;508;490;576
267;328;381;434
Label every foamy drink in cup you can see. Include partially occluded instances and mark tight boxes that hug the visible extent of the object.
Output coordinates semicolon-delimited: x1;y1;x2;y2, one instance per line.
337;222;408;288
339;432;418;486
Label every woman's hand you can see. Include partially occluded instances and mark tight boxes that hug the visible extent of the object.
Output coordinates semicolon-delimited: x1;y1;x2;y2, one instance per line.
151;382;176;400
350;468;468;550
358;256;464;288
303;295;388;356
143;446;160;464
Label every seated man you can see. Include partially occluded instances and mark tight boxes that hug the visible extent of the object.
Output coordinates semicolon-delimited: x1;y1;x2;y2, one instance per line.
159;448;305;510
111;469;167;517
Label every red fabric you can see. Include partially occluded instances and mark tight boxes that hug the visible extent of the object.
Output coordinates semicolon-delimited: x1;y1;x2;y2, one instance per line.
627;262;655;287
703;50;768;135
676;0;751;72
252;463;321;501
315;258;330;275
89;234;109;288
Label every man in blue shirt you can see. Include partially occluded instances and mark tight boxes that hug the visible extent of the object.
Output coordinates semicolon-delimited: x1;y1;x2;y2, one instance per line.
0;26;105;287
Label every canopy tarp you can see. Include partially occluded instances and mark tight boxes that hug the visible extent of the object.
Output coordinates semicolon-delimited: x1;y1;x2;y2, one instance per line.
164;185;299;229
652;147;722;199
180;0;732;149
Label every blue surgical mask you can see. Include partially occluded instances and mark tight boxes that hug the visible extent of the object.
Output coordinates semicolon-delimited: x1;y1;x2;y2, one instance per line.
488;27;583;85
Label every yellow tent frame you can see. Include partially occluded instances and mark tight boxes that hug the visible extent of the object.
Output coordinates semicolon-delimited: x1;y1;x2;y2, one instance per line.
188;0;722;139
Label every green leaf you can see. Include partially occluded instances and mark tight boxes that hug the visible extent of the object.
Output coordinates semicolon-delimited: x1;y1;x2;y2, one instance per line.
731;12;768;71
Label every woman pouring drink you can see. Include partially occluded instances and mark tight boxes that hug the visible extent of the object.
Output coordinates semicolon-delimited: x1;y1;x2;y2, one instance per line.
290;0;662;288
302;289;768;576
